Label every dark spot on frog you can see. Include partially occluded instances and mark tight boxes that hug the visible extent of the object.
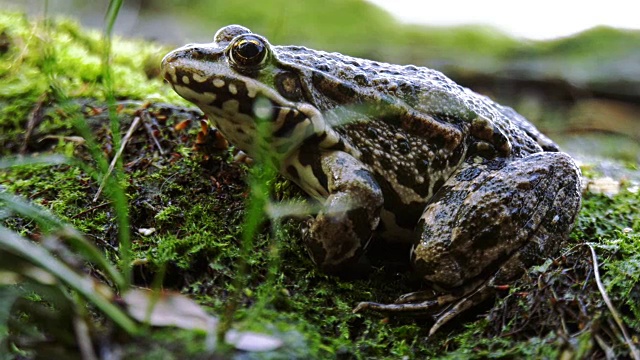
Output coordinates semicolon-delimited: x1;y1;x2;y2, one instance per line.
455;167;482;182
449;144;465;165
492;128;510;151
380;155;399;173
348;208;374;247
273;108;307;138
346;59;361;67
380;139;393;152
416;158;430;172
432;178;446;194
397;169;431;198
187;76;254;116
328;137;347;152
470;141;498;159
275;71;304;101
297;134;329;191
397;140;411;154
433;133;452;150
429;188;468;219
312;72;357;103
469;225;502;251
359;147;374;165
286;165;300;181
515;178;535;191
418;178;432;198
376;175;425;230
430;156;447;171
366;127;378;137
354;74;370;86
484;158;508;171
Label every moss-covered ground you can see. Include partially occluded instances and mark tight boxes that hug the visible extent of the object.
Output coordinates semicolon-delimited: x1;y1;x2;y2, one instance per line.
1;11;639;359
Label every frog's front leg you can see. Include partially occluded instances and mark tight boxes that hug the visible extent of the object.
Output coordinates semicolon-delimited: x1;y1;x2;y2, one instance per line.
284;149;383;273
355;151;582;334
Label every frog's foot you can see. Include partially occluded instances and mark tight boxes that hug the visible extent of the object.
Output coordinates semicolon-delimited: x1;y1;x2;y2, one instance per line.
353;298;441;318
353;277;492;336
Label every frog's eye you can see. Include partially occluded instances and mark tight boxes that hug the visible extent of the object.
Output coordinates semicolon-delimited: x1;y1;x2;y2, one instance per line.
229;35;269;68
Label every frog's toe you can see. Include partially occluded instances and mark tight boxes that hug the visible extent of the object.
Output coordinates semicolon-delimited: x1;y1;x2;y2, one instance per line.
352;299;441;315
427;283;494;336
393;289;438;304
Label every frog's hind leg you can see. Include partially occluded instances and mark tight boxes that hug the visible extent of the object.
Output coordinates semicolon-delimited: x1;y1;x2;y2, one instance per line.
355;151;582;334
416;151;581;332
413;151;581;288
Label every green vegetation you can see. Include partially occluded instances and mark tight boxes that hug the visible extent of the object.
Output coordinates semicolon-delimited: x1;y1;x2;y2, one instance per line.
1;7;639;360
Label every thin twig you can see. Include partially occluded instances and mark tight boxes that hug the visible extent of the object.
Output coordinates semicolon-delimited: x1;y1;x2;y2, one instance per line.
93;116;141;202
587;243;640;360
71;201;110;219
21;93;47;154
141;111;165;155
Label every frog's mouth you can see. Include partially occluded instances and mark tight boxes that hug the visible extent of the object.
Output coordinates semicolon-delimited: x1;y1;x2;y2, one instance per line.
162;49;330;158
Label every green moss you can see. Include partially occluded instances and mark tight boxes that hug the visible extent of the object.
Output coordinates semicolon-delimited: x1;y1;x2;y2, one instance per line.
0;12;181;102
0;11;186;156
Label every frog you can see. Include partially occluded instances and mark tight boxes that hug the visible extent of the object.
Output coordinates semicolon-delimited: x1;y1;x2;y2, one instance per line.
161;25;582;335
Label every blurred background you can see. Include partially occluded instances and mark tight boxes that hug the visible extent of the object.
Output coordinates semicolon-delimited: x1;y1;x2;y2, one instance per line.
3;0;639;167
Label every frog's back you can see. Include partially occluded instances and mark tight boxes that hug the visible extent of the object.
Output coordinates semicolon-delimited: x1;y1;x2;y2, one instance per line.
274;45;556;160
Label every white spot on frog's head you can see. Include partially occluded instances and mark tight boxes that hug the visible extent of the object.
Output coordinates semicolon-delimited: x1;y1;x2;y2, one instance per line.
181;75;190;84
173;84;216;104
229;83;238;95
192;73;207;83
213;78;225;88
246;83;258;98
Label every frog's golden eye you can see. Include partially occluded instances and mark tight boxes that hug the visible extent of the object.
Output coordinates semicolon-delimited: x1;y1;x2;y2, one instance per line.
229;35;269;68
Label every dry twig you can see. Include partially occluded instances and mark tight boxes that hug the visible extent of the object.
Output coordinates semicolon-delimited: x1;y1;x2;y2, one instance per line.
93;116;141;202
587;243;640;360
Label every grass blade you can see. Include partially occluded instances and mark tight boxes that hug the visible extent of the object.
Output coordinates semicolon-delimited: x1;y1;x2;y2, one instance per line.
0;226;138;335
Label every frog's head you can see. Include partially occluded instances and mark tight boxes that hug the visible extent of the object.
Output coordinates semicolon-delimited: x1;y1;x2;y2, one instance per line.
161;25;331;160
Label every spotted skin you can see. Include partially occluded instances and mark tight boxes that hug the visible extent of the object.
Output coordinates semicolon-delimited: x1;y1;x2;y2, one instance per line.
161;25;582;333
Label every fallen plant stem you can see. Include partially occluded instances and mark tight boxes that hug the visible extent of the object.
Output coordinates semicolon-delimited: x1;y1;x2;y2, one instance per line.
587;243;640;360
93;115;141;202
141;111;165;155
71;201;111;219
